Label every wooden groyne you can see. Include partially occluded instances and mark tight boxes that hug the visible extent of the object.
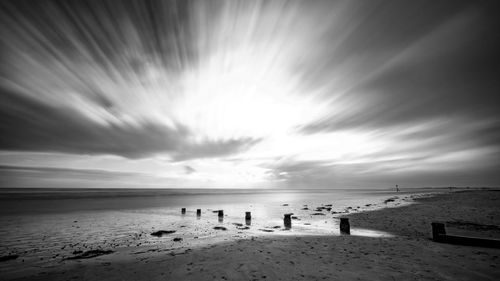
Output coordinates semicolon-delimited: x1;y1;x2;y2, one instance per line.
431;222;500;248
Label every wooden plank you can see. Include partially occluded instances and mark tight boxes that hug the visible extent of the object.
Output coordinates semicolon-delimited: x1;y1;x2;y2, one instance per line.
431;222;500;248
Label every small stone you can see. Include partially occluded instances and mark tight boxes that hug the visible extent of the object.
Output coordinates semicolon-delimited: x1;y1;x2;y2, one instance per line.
151;230;176;237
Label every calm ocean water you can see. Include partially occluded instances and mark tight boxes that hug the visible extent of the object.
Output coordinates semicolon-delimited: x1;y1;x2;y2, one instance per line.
0;187;438;274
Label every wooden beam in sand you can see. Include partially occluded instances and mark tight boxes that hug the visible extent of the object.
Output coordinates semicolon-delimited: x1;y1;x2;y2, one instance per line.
431;222;500;248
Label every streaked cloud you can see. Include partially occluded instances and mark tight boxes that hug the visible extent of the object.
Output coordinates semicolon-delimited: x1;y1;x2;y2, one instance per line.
0;0;499;188
0;88;259;159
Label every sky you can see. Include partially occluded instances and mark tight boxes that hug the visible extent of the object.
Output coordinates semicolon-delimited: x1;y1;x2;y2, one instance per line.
1;0;499;189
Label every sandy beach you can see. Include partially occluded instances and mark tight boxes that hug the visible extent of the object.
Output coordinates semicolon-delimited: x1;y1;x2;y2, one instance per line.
3;189;500;281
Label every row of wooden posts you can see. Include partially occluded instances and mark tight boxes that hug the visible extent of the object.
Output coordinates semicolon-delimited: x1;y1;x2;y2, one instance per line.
180;208;351;234
177;208;500;245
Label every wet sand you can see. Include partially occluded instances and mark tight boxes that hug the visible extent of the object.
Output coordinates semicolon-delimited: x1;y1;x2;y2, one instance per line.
4;189;500;281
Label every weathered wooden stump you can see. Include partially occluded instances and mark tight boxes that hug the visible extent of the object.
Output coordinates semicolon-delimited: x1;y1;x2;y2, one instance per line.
196;209;201;216
218;210;224;217
431;222;446;241
340;218;350;235
284;213;292;229
245;212;252;226
181;208;186;214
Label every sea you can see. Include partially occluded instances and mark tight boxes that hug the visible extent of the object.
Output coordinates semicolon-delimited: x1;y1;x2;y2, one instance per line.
0;187;439;274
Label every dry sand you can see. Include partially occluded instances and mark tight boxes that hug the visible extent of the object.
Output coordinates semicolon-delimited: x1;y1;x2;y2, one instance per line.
4;189;500;281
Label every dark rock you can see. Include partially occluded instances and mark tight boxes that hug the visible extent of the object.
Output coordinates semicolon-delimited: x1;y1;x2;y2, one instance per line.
67;250;113;260
213;226;227;231
384;197;397;204
282;204;289;206
232;223;243;227
272;226;281;229
0;255;19;262
259;229;274;232
237;226;250;230
72;250;83;255
311;213;326;216
151;230;176;237
173;238;183;242
291;216;299;220
301;207;309;210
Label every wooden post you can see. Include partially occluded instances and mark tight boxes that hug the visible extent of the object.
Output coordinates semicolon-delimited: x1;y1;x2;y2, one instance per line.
196;209;201;216
431;222;446;241
245;212;251;226
181;208;186;214
340;218;350;235
245;212;252;226
217;210;224;223
284;213;292;229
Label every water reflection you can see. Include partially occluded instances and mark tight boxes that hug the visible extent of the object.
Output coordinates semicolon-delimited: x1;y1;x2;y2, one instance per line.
350;228;394;238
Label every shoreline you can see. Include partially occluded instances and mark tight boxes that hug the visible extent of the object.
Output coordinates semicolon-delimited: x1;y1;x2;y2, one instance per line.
3;189;500;280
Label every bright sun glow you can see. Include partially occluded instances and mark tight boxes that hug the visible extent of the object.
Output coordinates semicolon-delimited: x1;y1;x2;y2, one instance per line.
178;49;324;139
